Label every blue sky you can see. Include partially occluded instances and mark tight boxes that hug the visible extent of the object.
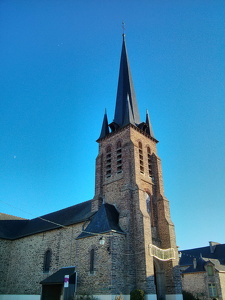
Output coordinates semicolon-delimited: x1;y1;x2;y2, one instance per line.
1;0;225;250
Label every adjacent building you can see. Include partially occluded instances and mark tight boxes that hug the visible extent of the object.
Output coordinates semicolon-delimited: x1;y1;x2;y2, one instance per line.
180;242;225;300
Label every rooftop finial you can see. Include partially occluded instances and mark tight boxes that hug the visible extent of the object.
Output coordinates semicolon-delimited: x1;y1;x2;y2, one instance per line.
122;21;125;38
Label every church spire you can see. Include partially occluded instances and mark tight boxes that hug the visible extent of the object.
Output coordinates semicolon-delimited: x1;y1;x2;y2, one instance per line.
99;34;157;142
112;35;140;128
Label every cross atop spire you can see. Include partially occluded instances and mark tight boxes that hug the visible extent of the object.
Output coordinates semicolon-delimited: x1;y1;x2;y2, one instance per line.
122;21;125;37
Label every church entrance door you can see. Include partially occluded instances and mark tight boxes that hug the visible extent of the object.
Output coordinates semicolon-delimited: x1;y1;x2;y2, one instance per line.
154;261;166;300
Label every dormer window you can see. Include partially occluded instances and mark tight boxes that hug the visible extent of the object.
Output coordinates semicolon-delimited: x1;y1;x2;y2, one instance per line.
207;265;214;276
116;141;122;173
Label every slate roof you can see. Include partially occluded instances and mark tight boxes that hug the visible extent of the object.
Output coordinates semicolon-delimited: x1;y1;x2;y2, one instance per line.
113;34;140;128
0;213;26;220
182;256;206;273
0;200;94;240
77;203;124;239
145;110;155;139
180;243;225;273
40;266;76;285
98;110;109;140
208;258;225;272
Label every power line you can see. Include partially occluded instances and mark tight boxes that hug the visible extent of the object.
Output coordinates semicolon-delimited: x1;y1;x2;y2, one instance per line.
0;199;67;228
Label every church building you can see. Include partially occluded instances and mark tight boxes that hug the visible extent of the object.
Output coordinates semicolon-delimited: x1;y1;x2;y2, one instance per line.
0;35;182;300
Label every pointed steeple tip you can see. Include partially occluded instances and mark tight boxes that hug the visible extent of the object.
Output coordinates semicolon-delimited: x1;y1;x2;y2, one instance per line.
146;109;155;139
98;109;109;140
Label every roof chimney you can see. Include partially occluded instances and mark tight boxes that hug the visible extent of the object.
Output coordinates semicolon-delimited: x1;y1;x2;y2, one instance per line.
209;241;220;253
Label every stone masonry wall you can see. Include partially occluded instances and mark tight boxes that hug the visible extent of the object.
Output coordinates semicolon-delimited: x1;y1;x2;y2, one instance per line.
94;125;182;296
1;222;130;297
182;271;224;300
0;239;13;293
1;223;83;295
130;127;182;295
219;272;225;299
75;232;127;296
182;273;207;299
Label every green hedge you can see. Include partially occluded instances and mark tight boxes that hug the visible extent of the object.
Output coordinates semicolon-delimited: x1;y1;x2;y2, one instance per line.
130;289;145;300
182;291;198;300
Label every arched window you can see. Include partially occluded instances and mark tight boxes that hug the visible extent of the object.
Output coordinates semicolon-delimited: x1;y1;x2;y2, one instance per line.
146;193;151;213
116;141;122;173
90;249;95;274
139;142;144;173
146;193;155;227
43;249;51;273
106;146;112;177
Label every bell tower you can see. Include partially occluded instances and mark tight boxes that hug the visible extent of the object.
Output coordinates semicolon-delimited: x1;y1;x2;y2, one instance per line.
92;35;182;300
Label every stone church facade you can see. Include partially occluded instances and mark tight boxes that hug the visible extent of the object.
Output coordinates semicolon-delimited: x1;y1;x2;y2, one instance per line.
0;36;182;300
